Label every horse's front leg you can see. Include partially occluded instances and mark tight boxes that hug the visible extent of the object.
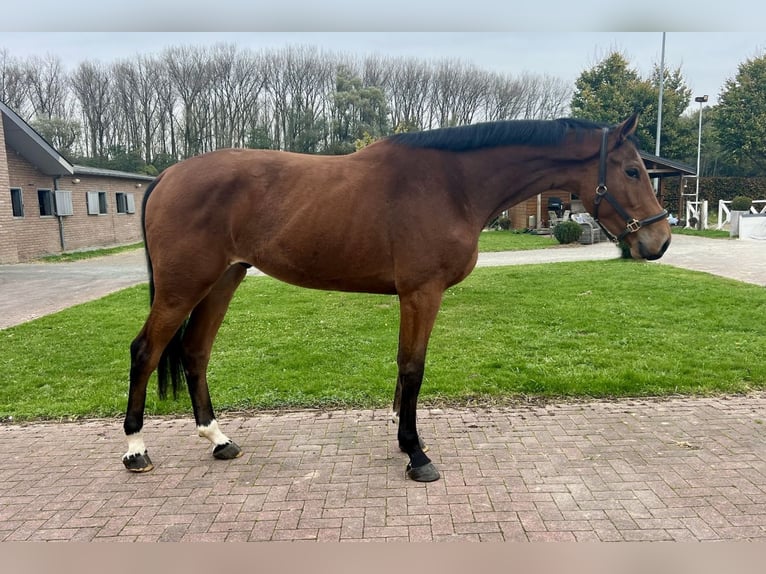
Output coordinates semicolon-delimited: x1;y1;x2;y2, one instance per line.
396;287;443;482
392;380;428;452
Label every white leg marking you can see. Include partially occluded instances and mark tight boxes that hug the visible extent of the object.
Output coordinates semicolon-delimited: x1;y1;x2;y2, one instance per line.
391;411;400;424
124;431;147;459
197;420;231;446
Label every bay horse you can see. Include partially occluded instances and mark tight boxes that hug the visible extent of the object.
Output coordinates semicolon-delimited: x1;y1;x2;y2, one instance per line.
123;113;670;481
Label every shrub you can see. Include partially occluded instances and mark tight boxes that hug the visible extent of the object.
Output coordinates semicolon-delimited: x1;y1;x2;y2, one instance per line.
553;220;583;244
731;195;753;211
496;216;511;230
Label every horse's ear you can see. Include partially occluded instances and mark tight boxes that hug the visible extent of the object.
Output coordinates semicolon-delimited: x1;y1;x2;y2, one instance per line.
618;113;640;141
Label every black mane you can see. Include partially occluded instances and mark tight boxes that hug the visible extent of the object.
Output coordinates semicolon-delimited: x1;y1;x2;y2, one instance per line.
388;118;611;151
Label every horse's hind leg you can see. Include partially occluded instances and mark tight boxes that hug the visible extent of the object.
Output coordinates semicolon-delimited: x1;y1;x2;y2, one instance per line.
123;301;196;472
181;263;248;460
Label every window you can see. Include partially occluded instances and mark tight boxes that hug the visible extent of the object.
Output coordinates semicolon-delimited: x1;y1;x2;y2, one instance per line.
38;189;54;216
116;193;127;214
116;192;136;214
87;191;108;215
10;188;24;217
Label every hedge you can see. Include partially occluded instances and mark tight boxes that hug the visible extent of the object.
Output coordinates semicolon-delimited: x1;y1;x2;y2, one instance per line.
663;177;766;213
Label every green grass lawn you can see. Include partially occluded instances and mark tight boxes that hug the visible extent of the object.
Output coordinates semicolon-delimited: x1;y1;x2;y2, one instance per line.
38;242;143;262
2;260;764;421
478;230;558;252
671;227;731;239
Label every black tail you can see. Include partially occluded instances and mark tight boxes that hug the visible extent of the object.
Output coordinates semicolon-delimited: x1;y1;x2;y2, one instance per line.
141;176;187;400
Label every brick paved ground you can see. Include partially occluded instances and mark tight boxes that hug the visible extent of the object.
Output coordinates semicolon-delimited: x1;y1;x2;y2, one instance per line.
3;394;766;542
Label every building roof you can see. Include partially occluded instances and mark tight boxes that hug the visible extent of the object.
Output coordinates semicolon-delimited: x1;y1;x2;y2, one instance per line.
1;100;155;182
639;151;696;178
72;164;155;181
0;100;74;176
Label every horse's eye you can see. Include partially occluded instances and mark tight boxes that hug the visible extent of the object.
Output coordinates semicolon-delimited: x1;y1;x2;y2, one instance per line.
625;167;641;179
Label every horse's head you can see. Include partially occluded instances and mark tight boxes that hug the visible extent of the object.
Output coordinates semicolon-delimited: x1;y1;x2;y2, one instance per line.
582;114;671;260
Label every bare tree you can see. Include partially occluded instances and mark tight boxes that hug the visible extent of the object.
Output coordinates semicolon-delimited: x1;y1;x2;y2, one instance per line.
70;60;113;158
3;41;576;164
209;44;267;150
268;46;333;152
0;49;30;117
518;72;571;119
163;45;213;157
152;58;178;161
483;72;528;121
451;66;490;126
429;58;462;128
111;56;165;164
25;54;69;120
361;54;390;89
385;57;432;131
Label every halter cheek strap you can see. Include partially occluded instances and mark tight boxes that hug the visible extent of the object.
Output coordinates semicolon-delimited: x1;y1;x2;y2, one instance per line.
592;128;668;242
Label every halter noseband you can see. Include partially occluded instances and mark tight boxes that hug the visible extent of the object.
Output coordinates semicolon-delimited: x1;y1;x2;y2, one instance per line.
592;128;668;242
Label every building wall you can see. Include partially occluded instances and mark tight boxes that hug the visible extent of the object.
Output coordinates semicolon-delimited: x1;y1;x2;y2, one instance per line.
508;191;572;230
5;146;62;261
54;173;148;253
3;143;148;262
0;118;19;263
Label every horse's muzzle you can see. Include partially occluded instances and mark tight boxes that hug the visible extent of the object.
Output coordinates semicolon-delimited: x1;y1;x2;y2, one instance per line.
638;236;671;260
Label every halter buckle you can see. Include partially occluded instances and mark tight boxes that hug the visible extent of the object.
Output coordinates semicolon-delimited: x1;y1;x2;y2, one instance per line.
625;218;642;233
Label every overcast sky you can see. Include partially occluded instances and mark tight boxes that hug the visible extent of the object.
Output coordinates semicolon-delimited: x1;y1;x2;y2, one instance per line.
2;31;764;111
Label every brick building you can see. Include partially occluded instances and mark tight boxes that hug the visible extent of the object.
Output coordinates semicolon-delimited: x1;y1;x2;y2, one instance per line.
1;101;154;263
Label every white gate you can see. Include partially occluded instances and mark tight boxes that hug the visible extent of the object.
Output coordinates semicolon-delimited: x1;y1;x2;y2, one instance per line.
717;199;766;230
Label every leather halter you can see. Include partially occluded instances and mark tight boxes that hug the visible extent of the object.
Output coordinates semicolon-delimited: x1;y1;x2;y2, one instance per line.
592;128;668;242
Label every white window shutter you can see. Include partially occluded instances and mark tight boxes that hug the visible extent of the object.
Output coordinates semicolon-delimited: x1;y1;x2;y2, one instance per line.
126;193;136;214
86;191;99;215
54;190;74;216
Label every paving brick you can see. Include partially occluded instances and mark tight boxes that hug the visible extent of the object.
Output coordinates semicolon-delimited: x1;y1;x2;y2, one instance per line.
2;395;766;541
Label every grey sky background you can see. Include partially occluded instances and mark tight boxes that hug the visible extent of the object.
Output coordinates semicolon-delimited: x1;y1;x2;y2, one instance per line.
2;32;764;111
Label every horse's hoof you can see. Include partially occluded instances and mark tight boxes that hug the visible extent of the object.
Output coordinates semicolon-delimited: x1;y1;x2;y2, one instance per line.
213;441;243;460
123;451;154;472
399;436;429;453
406;462;440;482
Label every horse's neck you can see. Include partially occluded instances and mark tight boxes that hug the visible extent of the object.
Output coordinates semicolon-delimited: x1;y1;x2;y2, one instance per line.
457;146;576;225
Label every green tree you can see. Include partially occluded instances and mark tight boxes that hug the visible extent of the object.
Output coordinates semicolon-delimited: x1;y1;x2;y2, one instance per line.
329;65;389;155
570;52;693;155
646;64;694;160
713;53;766;176
571;53;649;125
246;125;273;150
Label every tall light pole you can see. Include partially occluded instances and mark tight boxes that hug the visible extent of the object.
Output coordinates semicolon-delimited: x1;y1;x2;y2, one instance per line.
694;94;708;228
654;32;666;195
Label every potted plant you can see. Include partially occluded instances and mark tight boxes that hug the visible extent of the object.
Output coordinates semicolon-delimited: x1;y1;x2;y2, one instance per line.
730;195;752;237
